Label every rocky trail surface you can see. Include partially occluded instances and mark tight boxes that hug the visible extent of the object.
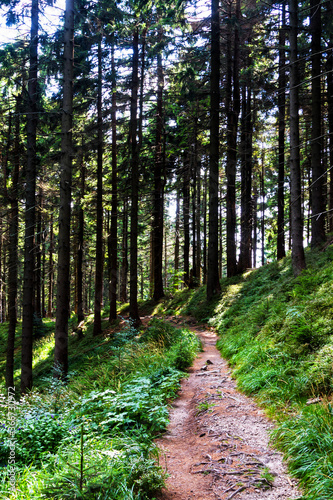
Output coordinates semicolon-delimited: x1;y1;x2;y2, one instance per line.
155;319;301;500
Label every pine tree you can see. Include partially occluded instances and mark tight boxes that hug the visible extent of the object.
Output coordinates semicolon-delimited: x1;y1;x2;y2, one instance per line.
207;0;221;300
54;0;75;377
21;0;39;393
289;0;306;276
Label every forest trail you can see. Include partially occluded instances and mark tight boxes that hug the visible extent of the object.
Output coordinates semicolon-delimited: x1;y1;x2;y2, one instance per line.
155;318;301;500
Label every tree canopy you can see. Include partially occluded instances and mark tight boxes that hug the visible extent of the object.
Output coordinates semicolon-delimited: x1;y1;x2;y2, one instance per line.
0;0;332;388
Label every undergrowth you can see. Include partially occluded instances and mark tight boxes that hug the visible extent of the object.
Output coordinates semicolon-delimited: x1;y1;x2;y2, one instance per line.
0;317;201;499
211;246;333;500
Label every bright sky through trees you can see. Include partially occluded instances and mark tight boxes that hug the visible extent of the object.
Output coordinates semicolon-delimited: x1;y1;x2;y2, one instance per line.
0;0;65;43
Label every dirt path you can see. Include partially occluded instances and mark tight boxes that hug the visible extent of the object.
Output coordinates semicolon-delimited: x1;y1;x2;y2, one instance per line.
155;320;301;500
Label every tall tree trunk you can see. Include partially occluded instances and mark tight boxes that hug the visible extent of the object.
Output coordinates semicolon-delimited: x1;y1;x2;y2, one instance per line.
152;26;165;301
192;122;198;286
41;201;46;318
174;187;180;290
252;183;258;268
48;214;54;318
289;0;306;275
328;44;333;231
93;38;104;336
225;0;240;278
164;222;168;291
207;0;221;300
138;27;147;150
6;96;20;389
129;26;140;326
183;155;190;287
35;187;42;319
261;151;265;266
238;80;252;273
277;2;286;259
196;157;201;285
203;165;208;284
54;0;74;377
21;0;38;393
1;112;12;326
77;153;85;324
1;233;6;323
120;198;128;303
109;41;118;321
219;181;223;278
0;220;2;324
310;0;325;246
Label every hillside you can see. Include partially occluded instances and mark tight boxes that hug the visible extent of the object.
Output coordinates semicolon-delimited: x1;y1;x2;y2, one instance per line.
1;245;333;498
161;245;333;500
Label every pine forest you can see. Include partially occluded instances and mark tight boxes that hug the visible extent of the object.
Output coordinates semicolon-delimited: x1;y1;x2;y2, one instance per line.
1;0;333;498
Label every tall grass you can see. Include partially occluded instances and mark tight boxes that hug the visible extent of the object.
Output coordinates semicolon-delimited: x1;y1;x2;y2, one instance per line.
0;317;201;499
211;246;333;499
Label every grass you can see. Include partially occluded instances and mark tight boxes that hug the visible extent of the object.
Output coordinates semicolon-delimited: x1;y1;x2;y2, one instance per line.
3;244;333;498
208;245;333;499
0;316;201;499
152;285;221;322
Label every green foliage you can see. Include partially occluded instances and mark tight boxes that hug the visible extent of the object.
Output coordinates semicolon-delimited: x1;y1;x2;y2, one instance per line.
0;409;72;466
0;316;200;499
152;285;220;322
212;246;333;499
41;435;166;500
195;399;215;416
168;330;201;371
272;402;333;499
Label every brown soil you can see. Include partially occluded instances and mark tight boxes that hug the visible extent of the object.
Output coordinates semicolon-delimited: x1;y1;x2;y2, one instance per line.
155;319;301;500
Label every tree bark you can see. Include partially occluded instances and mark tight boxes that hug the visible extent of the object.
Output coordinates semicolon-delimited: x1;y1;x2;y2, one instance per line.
310;0;325;247
225;0;240;278
6;96;20;389
54;0;74;377
0;221;2;324
129;26;140;326
289;0;306;275
174;187;180;290
191;127;197;286
183;155;190;287
207;0;221;300
152;25;165;301
252;184;258;268
21;0;38;393
277;2;286;259
77;152;85;324
138;27;147;150
109;40;118;321
120;198;128;303
203;165;207;284
238;80;252;273
48;214;54;318
196;156;201;285
261;151;265;266
328;44;333;231
93;38;104;336
35;187;42;319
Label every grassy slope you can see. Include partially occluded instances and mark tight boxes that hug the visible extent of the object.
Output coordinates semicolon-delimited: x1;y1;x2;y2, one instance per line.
0;317;201;499
161;246;333;500
2;245;333;499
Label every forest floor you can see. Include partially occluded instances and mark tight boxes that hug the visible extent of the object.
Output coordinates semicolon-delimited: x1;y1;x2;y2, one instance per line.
153;316;302;500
